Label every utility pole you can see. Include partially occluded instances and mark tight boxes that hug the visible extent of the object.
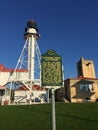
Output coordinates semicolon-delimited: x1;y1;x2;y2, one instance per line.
51;88;56;130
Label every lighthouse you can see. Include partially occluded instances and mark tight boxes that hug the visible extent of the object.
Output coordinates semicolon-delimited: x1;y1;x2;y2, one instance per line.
24;20;40;81
3;20;45;105
12;19;41;84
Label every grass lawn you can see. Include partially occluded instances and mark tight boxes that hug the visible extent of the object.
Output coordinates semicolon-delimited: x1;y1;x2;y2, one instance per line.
0;103;98;130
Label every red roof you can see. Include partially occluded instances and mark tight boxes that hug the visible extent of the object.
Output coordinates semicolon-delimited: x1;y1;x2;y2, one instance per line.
16;85;45;91
64;76;98;81
0;85;6;89
0;64;28;72
0;64;5;70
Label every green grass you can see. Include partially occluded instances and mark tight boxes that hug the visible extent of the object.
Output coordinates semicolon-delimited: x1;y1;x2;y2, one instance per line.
0;103;98;130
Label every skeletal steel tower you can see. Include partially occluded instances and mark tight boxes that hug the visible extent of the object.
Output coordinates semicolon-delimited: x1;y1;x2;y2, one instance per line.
24;20;40;82
6;20;43;105
15;20;41;84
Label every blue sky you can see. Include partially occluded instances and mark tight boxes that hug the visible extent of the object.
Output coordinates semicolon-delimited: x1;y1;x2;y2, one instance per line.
0;0;98;79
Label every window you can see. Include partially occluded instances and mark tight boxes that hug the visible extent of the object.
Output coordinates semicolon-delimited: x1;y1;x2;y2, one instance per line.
16;72;21;79
80;84;93;91
0;90;5;96
10;72;13;76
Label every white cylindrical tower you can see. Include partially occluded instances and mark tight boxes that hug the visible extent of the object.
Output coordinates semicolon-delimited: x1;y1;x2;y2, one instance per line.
24;20;40;81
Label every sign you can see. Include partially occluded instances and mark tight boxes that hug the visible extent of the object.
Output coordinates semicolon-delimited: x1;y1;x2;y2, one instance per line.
41;50;63;86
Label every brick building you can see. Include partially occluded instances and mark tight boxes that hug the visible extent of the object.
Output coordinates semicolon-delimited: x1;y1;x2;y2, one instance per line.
64;57;98;102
